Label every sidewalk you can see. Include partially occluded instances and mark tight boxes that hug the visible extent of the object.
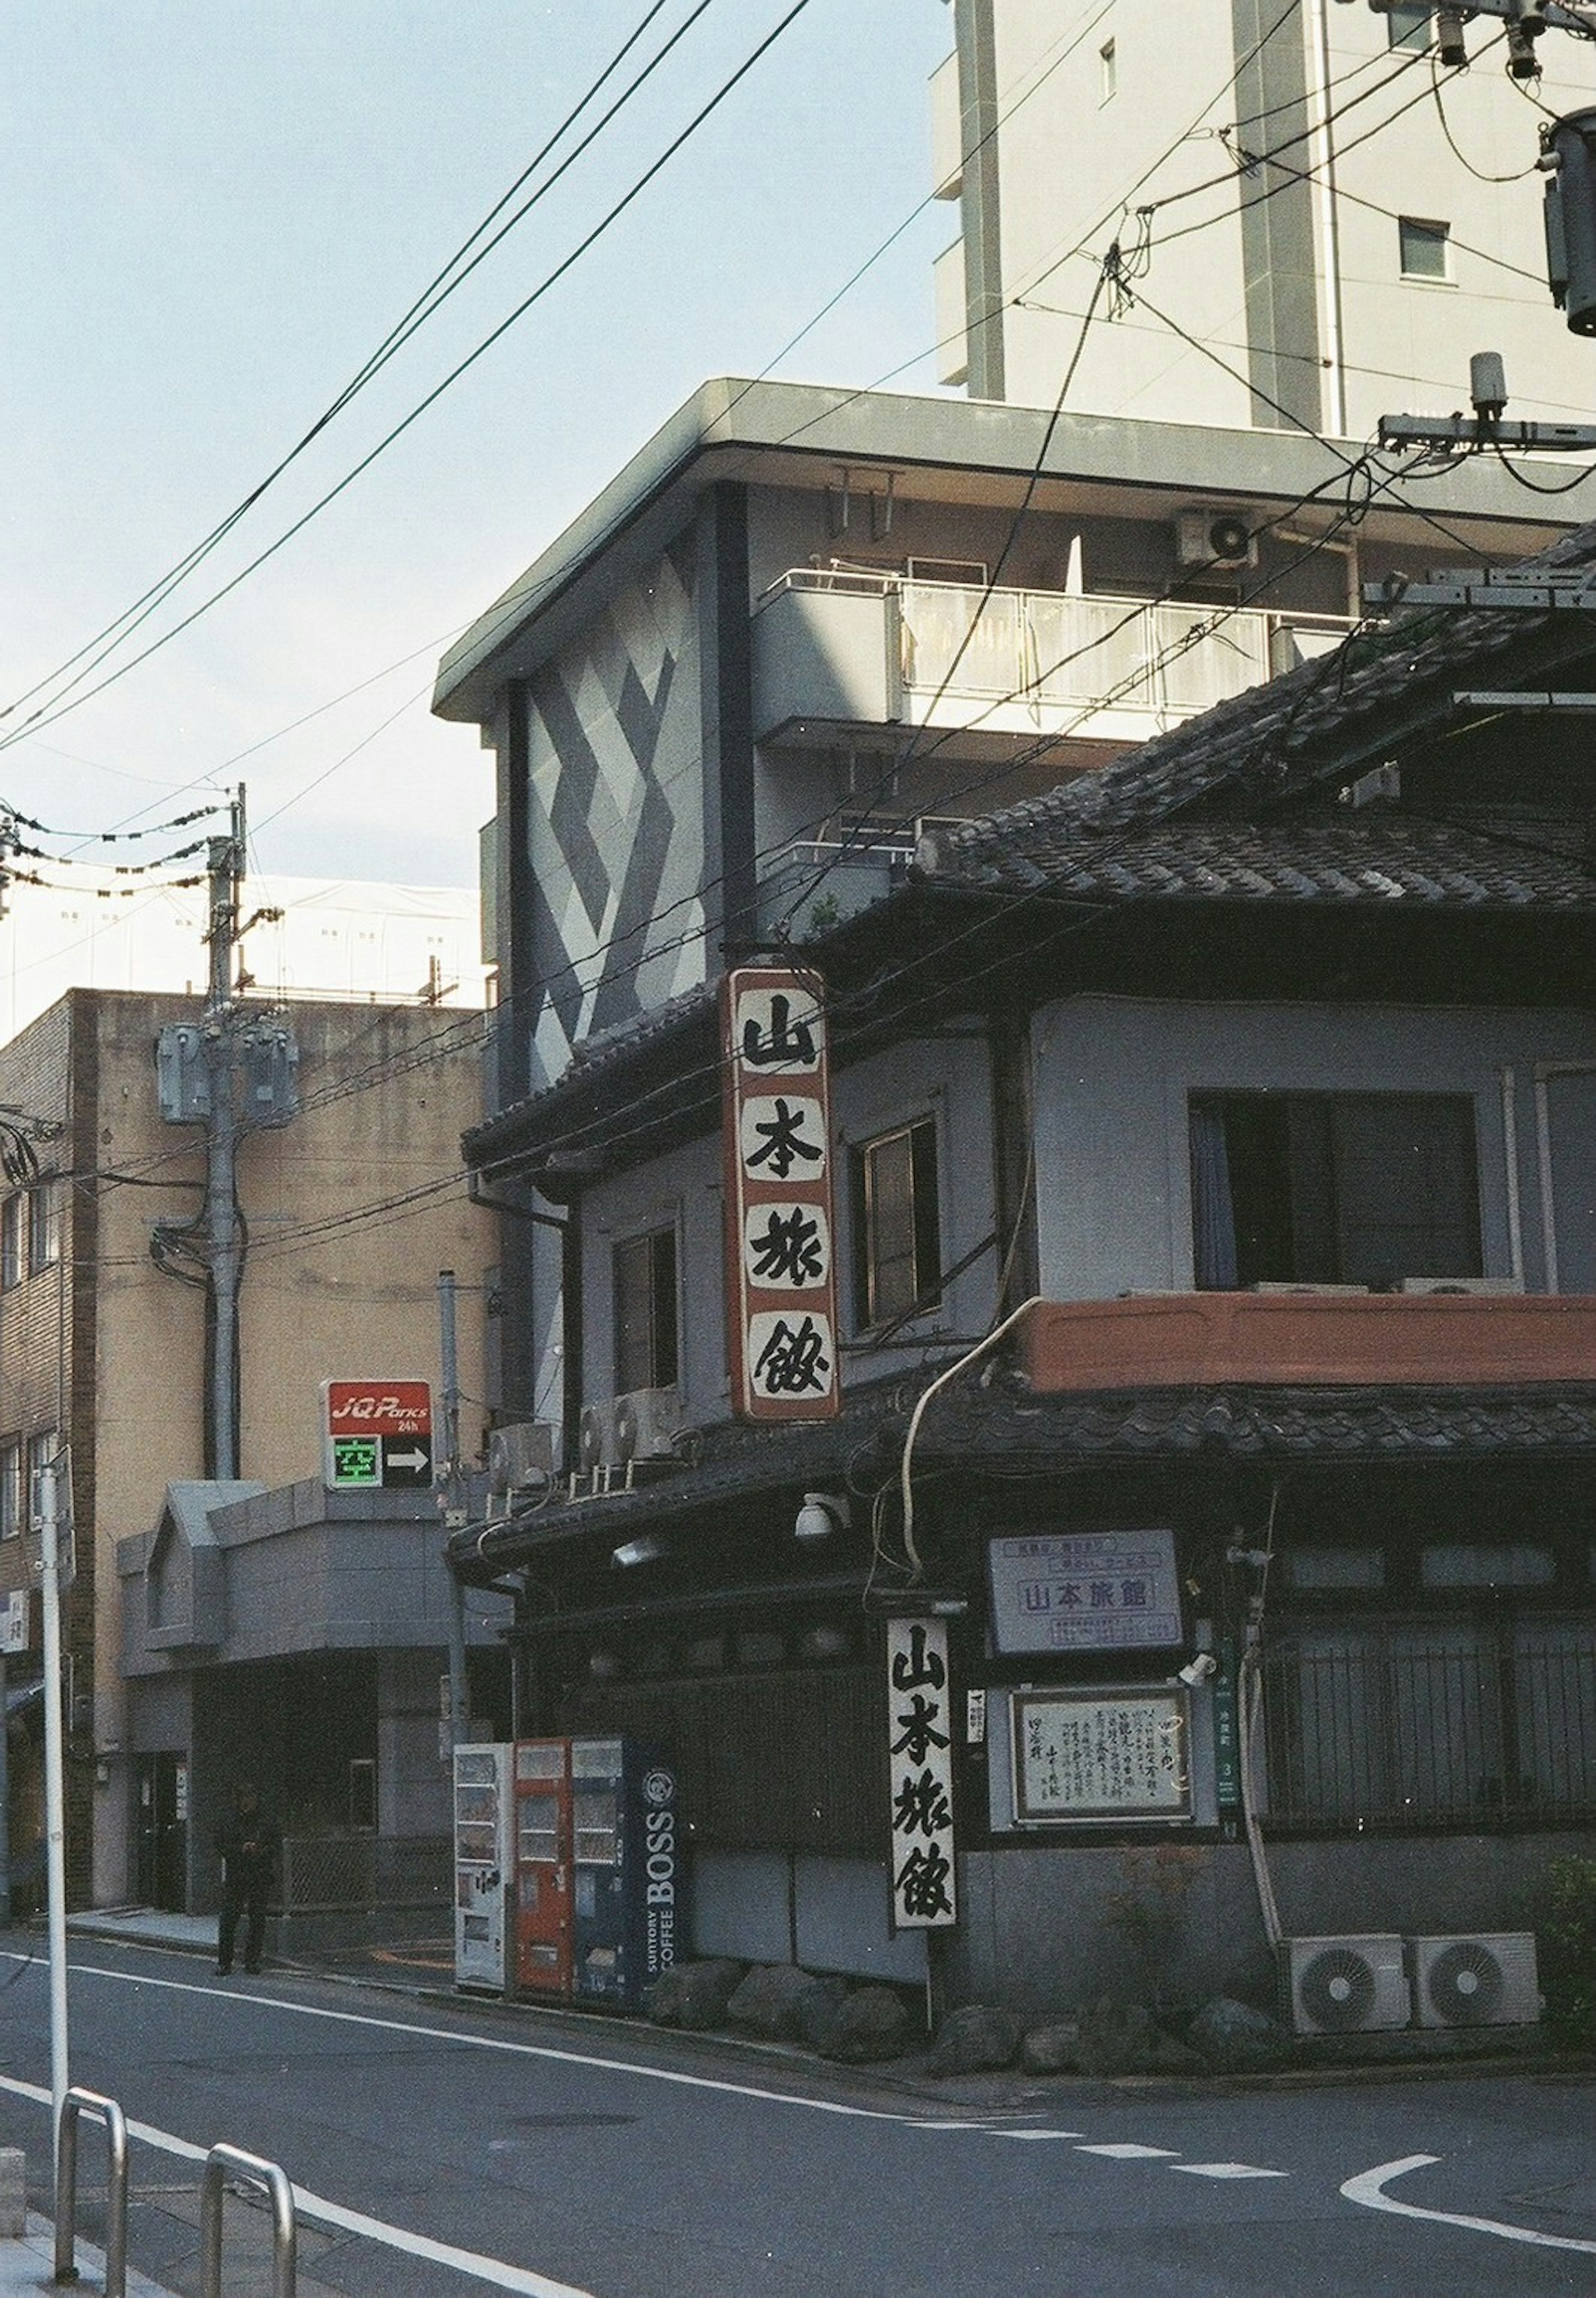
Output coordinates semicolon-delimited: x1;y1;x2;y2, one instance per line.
0;2214;175;2298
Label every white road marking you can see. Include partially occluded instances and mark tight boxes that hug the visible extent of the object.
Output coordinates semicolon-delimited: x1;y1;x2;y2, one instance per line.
0;1953;1002;2132
1075;2143;1180;2160
984;2130;1086;2141
1341;2154;1596;2256
0;2074;596;2297
1172;2163;1288;2181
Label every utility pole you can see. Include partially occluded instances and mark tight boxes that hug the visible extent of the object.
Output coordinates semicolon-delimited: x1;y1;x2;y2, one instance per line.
203;791;245;1480
154;784;296;1479
39;1454;69;2165
438;1269;470;1751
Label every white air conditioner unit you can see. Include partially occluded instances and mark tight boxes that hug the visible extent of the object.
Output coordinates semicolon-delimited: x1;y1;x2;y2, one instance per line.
614;1387;684;1466
487;1421;555;1497
1397;1276;1525;1296
1176;507;1258;570
1279;1935;1411;2037
578;1401;619;1475
1406;1933;1540;2029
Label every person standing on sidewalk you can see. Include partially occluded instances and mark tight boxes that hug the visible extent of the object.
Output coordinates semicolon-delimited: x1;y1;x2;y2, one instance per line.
214;1781;278;1976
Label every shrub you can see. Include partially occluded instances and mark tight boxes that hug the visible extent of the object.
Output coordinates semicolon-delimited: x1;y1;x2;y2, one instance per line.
1525;1855;1596;2045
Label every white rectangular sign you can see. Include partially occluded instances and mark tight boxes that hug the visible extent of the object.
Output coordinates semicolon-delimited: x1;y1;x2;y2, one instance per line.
987;1529;1182;1655
887;1617;957;1930
1012;1690;1190;1823
0;1587;27;1655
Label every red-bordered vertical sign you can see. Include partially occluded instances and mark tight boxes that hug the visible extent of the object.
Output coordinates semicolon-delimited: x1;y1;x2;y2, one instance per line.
722;966;840;1422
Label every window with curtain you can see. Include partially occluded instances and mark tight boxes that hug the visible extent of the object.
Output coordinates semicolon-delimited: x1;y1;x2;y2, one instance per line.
1189;1091;1481;1290
850;1117;941;1328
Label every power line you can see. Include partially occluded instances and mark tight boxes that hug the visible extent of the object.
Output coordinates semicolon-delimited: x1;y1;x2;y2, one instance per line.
0;0;815;758
0;0;719;739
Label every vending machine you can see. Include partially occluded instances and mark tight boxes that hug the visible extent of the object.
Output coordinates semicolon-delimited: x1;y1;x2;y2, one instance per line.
511;1738;574;1999
453;1743;512;1993
571;1738;686;2010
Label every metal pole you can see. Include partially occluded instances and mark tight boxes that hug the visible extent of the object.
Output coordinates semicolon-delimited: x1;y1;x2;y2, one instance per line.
39;1458;69;2165
438;1270;469;1751
54;2087;128;2298
203;791;244;1479
0;1646;9;1931
200;2143;296;2298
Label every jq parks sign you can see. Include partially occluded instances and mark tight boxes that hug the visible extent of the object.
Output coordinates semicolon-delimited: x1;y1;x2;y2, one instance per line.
321;1379;434;1490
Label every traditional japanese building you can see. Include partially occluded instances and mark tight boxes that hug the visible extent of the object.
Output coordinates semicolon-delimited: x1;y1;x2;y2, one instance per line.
435;381;1596;2012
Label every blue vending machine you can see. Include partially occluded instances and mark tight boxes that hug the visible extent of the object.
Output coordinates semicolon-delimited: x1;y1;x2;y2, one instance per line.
570;1737;686;2009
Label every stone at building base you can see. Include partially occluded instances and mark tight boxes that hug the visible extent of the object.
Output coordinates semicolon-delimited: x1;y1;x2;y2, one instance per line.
1187;1995;1291;2073
1020;2017;1084;2075
811;1984;914;2064
648;1959;746;2031
726;1963;846;2043
925;2004;1021;2076
0;2148;24;2239
1075;1999;1203;2078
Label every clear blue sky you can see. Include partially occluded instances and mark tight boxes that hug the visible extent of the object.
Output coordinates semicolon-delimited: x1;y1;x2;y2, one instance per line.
1;2;951;887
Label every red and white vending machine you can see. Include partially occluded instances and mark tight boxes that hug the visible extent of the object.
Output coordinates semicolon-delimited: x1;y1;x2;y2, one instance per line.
453;1742;512;1994
511;1738;574;1999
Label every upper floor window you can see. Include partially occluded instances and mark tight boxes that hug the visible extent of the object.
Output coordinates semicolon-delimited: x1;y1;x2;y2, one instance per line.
1399;216;1451;281
613;1225;678;1394
0;1441;20;1541
28;1180;59;1272
1190;1091;1481;1291
0;1196;20;1291
851;1118;941;1329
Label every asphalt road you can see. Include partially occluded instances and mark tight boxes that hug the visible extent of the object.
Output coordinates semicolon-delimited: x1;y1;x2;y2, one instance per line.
0;1932;1592;2297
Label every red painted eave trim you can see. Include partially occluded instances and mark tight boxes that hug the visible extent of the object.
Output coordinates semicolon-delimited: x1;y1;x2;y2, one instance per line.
1022;1292;1596;1393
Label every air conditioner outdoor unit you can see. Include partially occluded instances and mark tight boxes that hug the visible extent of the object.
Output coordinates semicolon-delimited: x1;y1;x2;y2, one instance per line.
487;1421;556;1497
1397;1276;1525;1296
614;1387;684;1466
1279;1935;1411;2036
578;1401;619;1475
1406;1933;1541;2029
1176;507;1258;570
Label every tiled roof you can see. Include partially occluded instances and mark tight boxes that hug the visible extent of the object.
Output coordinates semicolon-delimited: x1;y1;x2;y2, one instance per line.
453;1379;1596;1576
928;816;1596;906
935;1383;1596;1463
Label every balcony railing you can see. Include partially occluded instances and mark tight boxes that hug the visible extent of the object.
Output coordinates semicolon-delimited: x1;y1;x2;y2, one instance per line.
751;569;1354;749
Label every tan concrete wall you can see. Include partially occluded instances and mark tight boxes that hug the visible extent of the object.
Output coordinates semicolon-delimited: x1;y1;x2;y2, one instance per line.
0;989;494;1908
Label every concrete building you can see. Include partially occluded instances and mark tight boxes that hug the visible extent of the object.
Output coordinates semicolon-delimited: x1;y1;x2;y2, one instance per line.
434;378;1596;2014
0;988;502;1919
433;372;1583;1423
932;2;1596;432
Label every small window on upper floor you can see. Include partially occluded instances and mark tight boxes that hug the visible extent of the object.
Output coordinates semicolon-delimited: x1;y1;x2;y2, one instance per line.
1387;4;1433;49
613;1224;679;1394
0;1441;20;1542
1399;216;1451;281
1099;38;1117;103
28;1181;59;1274
851;1118;941;1330
0;1197;20;1291
1190;1091;1481;1292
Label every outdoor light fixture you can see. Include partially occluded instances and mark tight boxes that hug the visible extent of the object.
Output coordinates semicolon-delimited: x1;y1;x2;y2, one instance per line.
794;1491;850;1542
611;1534;666;1569
1177;1652;1218;1687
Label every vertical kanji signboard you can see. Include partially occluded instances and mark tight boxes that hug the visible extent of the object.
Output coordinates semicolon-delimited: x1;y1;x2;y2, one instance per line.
888;1616;957;1930
721;967;840;1422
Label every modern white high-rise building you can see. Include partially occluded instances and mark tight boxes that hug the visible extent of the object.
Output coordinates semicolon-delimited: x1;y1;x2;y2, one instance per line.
932;1;1596;435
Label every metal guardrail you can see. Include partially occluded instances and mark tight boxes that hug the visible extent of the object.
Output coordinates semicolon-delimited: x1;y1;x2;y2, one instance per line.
200;2143;297;2298
54;2086;128;2296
